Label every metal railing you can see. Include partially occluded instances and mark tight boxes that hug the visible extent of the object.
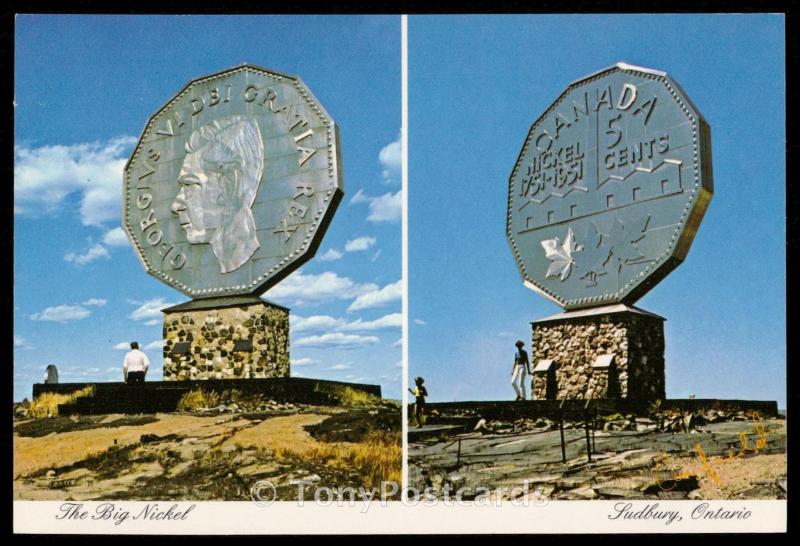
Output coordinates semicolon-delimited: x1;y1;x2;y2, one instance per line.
419;399;616;470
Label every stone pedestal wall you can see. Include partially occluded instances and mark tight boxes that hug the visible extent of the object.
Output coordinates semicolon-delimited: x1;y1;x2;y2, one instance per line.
530;308;665;400
162;301;289;381
532;373;546;400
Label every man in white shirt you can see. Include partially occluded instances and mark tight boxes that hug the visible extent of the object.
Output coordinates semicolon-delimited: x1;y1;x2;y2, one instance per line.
123;341;150;385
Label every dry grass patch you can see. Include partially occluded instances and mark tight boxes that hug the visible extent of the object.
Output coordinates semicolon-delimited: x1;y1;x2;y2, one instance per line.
177;389;222;412
224;413;329;454
333;386;382;407
14;413;243;478
275;430;402;488
666;452;786;499
28;386;95;418
225;413;401;488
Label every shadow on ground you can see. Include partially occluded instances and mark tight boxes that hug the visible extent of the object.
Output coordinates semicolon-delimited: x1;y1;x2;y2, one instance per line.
14;402;401;501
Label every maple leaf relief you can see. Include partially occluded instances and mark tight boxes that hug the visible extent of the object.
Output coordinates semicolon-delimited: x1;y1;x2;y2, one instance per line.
574;222;611;285
611;214;650;271
541;227;579;281
541;217;651;285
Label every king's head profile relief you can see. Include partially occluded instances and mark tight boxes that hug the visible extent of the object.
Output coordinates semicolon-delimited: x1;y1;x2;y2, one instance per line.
171;114;265;274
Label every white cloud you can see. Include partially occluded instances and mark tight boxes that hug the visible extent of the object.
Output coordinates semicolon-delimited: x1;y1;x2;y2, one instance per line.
83;298;107;307
318;238;377;262
291;314;345;333
113;342;130;350
379;135;402;184
291;312;401;333
371;249;382;262
145;319;161;326
350;188;372;205
291;357;318;367
129;298;178;321
65;243;110;266
30;304;91;323
63;229;129;268
14;335;30;349
345;236;377;252
102;227;130;247
318;248;343;262
391;338;402;348
341;313;402;331
367;191;402;222
413;318;427;325
330;363;353;370
59;368;108;380
14;136;137;226
292;371;307;378
348;280;402;312
350;189;402;223
144;340;164;350
295;333;380;348
264;270;377;307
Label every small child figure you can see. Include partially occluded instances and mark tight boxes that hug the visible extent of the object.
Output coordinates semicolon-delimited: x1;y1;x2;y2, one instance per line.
408;376;428;428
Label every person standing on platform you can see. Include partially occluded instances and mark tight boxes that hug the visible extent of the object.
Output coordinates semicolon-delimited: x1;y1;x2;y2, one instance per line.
44;364;59;384
511;340;531;400
409;376;428;428
123;341;150;385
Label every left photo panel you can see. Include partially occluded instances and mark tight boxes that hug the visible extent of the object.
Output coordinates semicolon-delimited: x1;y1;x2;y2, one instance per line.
14;15;402;501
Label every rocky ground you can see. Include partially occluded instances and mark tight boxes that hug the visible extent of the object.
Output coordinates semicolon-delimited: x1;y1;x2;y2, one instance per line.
14;401;401;501
409;410;786;501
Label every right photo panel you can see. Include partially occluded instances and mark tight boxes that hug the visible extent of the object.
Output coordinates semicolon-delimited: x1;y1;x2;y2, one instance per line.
408;15;786;503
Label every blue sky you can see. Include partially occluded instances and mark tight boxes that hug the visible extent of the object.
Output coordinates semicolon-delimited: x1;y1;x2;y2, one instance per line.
408;14;786;406
14;15;401;402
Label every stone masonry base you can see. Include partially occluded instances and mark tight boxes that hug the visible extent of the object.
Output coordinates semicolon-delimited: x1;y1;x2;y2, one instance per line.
531;305;665;401
162;298;289;381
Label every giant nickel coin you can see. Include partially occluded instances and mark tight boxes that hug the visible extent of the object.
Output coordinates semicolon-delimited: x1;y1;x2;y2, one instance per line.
506;63;712;310
124;64;343;299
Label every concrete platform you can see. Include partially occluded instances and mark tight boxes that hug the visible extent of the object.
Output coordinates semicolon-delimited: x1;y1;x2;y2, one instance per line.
408;424;472;441
424;398;778;421
33;377;381;415
408;418;787;500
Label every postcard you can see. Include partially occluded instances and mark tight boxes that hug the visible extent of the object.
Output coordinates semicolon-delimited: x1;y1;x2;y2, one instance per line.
406;12;786;531
12;13;787;535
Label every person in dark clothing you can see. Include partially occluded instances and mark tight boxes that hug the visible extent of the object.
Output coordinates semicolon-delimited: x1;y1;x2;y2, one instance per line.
511;340;531;400
408;376;428;428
